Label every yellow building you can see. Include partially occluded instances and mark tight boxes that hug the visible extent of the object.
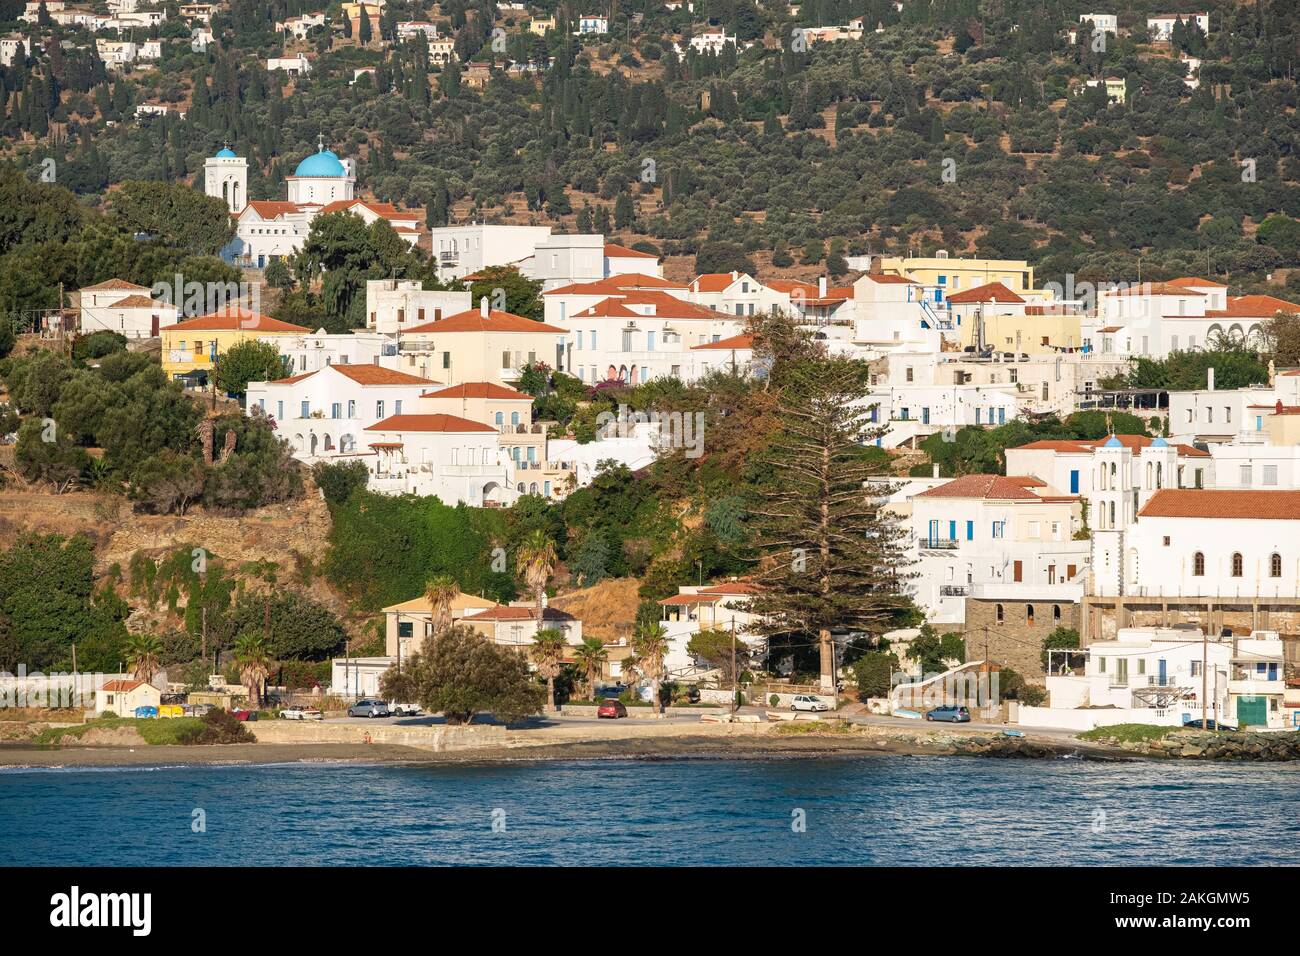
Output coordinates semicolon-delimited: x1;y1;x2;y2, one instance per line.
384;591;501;656
876;255;1036;299
967;310;1083;353
529;15;556;34
948;283;1082;352
1265;405;1300;446
160;309;310;385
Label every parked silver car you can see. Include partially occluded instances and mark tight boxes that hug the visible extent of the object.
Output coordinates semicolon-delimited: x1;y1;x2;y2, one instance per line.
347;698;391;718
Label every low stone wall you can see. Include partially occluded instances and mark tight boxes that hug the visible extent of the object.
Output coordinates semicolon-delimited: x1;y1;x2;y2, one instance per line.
559;704;725;718
249;720;510;751
250;715;776;752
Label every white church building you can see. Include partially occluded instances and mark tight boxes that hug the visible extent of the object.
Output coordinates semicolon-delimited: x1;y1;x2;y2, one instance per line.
205;141;425;268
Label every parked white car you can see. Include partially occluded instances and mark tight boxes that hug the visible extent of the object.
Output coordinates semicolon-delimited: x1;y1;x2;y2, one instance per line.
388;702;421;717
790;695;831;713
279;705;324;721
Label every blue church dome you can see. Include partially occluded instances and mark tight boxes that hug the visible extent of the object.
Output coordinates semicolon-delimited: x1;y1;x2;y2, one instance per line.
1103;435;1124;448
1150;436;1169;447
214;147;238;158
294;148;346;178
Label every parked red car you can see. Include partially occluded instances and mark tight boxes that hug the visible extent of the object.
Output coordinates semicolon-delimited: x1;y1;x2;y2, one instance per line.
597;699;628;719
229;709;258;722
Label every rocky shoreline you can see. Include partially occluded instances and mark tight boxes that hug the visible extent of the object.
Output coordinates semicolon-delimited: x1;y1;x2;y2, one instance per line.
1089;728;1300;761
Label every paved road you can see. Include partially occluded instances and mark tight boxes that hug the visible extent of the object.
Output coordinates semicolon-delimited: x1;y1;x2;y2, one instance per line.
319;707;1084;739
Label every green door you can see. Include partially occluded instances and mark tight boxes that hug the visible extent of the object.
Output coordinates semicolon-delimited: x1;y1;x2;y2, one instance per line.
1236;696;1267;728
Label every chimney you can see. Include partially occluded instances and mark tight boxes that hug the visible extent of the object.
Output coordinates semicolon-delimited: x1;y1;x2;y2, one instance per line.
480;296;489;317
818;276;827;297
1277;400;1284;415
1207;366;1215;392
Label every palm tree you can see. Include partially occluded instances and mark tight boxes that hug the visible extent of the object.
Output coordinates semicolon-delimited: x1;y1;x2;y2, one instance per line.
124;633;162;683
571;638;608;701
233;631;272;709
621;652;643;701
424;574;460;635
634;622;670;715
530;627;567;713
515;530;558;626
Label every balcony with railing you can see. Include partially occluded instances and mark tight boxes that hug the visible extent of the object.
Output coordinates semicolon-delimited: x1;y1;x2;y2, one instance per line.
918;536;960;551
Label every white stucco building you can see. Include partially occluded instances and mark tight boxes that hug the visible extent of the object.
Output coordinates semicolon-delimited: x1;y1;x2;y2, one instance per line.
246;363;441;461
364;279;473;335
210;144;424;267
1020;626;1283;731
362;412;515;506
73;279;178;339
908;474;1089;625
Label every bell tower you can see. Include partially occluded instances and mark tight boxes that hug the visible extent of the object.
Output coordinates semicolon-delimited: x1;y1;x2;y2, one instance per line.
204;144;248;214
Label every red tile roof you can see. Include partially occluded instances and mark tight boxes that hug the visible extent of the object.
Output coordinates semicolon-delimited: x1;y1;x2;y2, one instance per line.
243;200;302;219
604;243;658;259
862;274;918;285
765;279;819;295
422;382;531;400
916;474;1044;501
268;371;317;385
691;333;754;350
366;413;497;433
543;275;687;296
1204;295;1300;319
81;279;150;292
946;281;1025;304
463;605;577;621
332;365;440;386
1167;276;1227;289
109;294;173;308
163;309;310;333
574;291;726;321
699;582;759;595
401;309;569;334
690;272;746;293
101;679;147;692
318;198;423;220
1139;489;1300;521
658;593;722;605
1103;282;1204;297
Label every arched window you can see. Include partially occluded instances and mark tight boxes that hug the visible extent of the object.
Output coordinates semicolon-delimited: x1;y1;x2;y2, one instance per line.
511;411;520;426
1231;553;1243;577
1156;462;1163;489
1053;604;1062;623
1271;553;1283;578
995;604;1004;625
495;411;503;426
1108;501;1115;526
1193;552;1205;576
1146;461;1152;489
1026;605;1035;625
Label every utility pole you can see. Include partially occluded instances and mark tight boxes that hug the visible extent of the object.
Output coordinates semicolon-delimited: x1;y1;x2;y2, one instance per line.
1201;629;1208;730
730;618;737;714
